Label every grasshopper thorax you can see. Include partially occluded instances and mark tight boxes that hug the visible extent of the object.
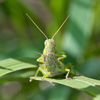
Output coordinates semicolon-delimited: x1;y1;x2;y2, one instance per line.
43;53;55;66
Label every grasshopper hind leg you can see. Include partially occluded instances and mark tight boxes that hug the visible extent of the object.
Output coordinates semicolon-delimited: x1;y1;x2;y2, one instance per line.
65;69;72;80
65;63;73;80
65;63;79;80
41;72;56;86
44;79;56;86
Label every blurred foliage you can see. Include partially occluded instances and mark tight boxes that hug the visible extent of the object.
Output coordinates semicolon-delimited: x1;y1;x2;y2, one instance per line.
0;0;100;100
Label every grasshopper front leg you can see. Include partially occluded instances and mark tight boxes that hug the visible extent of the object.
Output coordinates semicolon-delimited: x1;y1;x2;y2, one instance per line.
30;65;55;86
37;56;44;63
58;54;66;61
55;52;67;61
30;67;42;82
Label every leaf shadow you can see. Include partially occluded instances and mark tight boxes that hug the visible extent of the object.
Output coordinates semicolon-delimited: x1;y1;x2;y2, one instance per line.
0;66;12;71
83;85;100;96
53;73;81;80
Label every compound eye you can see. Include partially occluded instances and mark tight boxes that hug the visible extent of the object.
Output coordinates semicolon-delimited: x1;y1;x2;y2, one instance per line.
44;40;48;45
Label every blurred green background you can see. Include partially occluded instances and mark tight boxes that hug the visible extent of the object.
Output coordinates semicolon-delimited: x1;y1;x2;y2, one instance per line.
0;0;100;100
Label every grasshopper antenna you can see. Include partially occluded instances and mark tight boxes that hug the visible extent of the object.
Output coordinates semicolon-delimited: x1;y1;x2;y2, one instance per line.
52;15;70;39
26;13;48;40
33;51;43;55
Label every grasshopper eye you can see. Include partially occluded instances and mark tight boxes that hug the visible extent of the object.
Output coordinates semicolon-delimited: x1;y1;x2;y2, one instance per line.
44;39;48;45
44;40;47;45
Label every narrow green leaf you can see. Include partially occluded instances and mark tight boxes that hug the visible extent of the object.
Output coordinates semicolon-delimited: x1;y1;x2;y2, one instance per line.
0;57;37;77
0;57;100;98
34;76;100;97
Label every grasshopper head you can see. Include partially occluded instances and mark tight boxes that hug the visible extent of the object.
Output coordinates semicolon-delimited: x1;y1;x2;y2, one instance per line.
44;39;54;46
43;39;56;54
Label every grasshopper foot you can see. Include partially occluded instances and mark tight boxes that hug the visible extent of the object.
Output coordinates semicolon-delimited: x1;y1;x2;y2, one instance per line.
29;77;35;82
66;77;72;80
43;79;56;86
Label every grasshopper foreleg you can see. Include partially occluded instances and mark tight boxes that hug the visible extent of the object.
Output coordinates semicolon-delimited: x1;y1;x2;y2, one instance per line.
30;66;55;86
30;67;42;82
57;54;67;61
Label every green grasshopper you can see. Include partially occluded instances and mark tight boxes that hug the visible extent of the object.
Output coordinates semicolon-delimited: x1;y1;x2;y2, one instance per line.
26;14;74;86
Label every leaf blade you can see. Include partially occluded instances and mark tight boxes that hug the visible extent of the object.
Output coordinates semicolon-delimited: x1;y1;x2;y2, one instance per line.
0;57;100;98
0;57;37;77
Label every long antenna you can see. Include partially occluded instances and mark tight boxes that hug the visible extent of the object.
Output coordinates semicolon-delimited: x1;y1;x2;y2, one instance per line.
52;15;70;39
33;51;42;55
26;13;48;40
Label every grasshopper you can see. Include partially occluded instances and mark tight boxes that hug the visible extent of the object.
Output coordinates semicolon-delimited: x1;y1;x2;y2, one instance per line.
26;14;74;86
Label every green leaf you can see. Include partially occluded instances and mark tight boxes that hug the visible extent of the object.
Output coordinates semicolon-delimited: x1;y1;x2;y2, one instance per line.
34;76;100;97
0;57;100;98
0;57;37;77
